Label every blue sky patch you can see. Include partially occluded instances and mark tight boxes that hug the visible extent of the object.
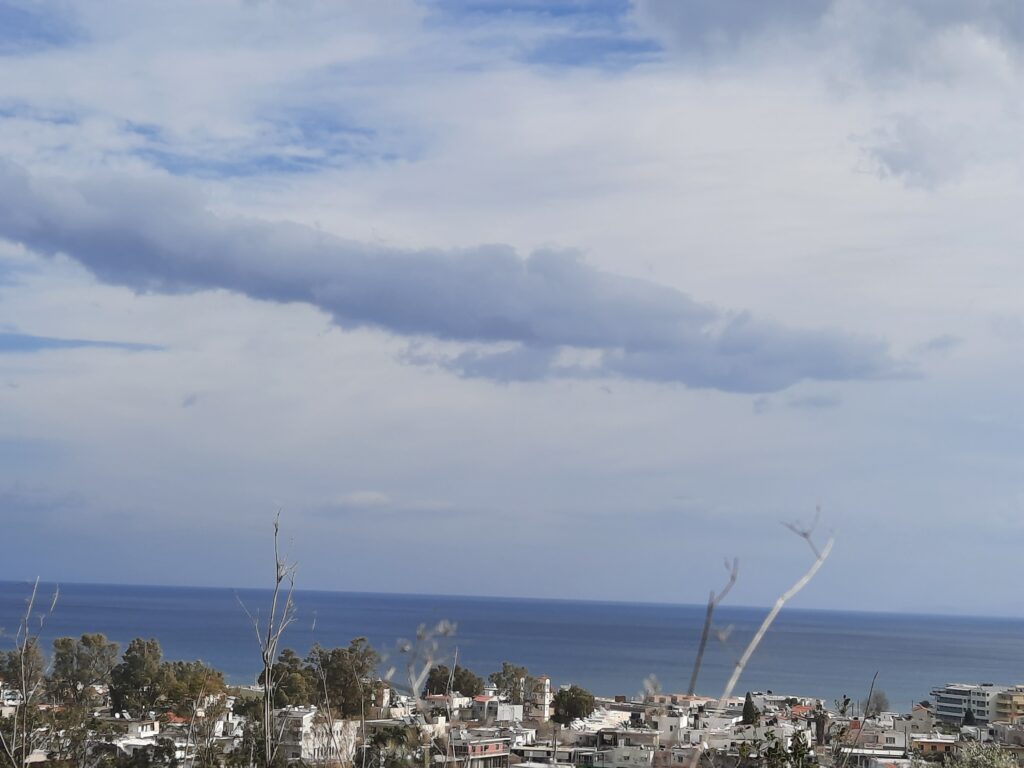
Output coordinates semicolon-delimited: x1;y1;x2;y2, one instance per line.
0;332;160;353
0;1;80;54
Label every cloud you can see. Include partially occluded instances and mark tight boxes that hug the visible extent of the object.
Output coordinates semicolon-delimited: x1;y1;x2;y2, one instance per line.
916;334;963;355
859;116;975;188
787;394;842;410
0;2;81;54
0;331;159;353
634;0;1024;78
0;162;902;393
308;491;457;520
336;490;392;509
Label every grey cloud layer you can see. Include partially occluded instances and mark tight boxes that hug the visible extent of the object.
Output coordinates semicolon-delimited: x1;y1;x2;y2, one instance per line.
0;162;898;392
636;0;1024;66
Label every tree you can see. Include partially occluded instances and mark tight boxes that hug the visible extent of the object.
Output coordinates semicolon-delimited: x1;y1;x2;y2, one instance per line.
45;633;118;768
50;633;120;704
306;638;380;718
423;666;450;697
835;694;851;717
963;708;977;726
367;726;416;768
163;660;226;718
552;685;595;725
812;703;829;745
742;692;760;726
788;731;811;768
864;690;889;717
258;649;313;707
489;662;534;705
110;638;167;717
422;665;483;698
451;666;484;697
238;514;297;768
0;579;58;768
762;731;787;768
944;743;1016;768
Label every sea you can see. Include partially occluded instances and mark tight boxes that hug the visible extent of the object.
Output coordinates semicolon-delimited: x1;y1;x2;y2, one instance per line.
2;580;1022;711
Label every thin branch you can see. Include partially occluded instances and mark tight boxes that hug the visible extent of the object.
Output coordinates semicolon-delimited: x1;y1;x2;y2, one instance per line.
686;518;834;768
720;536;833;704
688;558;738;696
236;513;298;768
839;671;878;768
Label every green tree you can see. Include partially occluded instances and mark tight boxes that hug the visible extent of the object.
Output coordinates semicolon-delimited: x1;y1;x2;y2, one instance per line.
488;662;533;705
163;660;226;718
50;634;120;704
306;638;380;718
762;732;787;768
258;648;313;708
789;731;811;768
422;665;483;697
944;743;1016;768
43;703;110;768
963;708;977;726
742;692;760;726
0;639;47;768
451;666;484;697
0;638;45;698
423;666;450;697
110;638;167;717
552;685;595;725
368;725;416;768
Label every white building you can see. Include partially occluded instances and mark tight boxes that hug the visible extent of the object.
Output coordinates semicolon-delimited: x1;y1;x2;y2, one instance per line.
931;684;1009;725
526;677;551;722
649;711;692;744
471;697;523;723
592;729;658;768
272;706;358;763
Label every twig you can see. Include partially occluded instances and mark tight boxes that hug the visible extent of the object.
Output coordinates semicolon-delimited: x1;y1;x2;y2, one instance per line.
236;513;297;768
839;671;878;768
686;517;834;768
688;558;739;696
720;535;833;703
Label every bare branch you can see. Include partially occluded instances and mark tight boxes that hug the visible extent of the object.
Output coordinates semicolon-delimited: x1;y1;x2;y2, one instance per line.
687;558;738;695
720;536;833;704
839;671;879;768
236;513;299;768
0;577;59;768
686;519;834;768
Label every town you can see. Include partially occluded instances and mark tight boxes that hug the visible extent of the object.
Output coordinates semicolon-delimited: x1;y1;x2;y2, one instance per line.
2;631;1022;768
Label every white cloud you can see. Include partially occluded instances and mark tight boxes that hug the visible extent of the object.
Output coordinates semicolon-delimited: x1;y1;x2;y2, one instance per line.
1;0;1023;611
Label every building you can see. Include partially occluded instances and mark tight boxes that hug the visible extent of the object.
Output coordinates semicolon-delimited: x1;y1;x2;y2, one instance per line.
272;706;357;763
526;677;552;722
471;696;524;723
440;730;511;768
930;684;1009;725
995;686;1024;723
590;729;659;768
911;734;957;758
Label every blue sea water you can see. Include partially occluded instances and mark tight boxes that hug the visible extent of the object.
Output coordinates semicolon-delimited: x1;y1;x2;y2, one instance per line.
2;580;1022;711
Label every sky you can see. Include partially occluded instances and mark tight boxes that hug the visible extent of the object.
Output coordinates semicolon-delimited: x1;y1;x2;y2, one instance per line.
2;0;1023;616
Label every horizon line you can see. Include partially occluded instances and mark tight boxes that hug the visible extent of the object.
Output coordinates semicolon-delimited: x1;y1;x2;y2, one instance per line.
1;576;1020;624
